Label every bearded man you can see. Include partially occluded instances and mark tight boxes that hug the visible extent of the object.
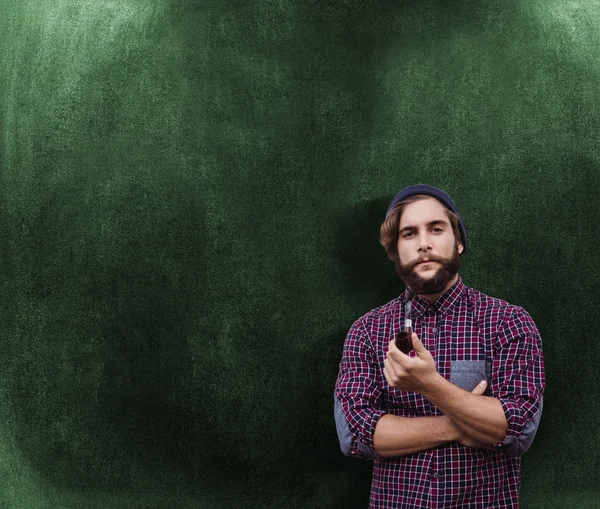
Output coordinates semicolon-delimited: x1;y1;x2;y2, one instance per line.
334;184;545;508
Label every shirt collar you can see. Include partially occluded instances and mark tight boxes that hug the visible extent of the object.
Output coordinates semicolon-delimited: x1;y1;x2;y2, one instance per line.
402;275;465;318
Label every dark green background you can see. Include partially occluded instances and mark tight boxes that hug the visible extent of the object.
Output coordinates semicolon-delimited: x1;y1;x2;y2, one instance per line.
1;0;598;507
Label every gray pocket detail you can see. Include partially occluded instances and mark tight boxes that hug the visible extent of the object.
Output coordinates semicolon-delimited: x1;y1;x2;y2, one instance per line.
449;360;490;392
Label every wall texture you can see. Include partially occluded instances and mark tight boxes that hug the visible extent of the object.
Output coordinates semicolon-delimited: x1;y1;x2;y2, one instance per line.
1;1;598;507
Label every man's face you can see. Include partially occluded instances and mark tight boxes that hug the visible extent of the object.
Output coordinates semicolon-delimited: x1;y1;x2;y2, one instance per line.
395;197;464;295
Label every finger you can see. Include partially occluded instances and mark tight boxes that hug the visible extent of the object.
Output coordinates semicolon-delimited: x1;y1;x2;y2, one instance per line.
383;358;393;379
384;357;399;378
411;334;424;351
384;357;406;386
383;365;393;386
411;335;432;360
471;380;488;395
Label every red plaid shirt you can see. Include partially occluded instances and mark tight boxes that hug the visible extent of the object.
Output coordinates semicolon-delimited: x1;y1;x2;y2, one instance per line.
334;275;545;508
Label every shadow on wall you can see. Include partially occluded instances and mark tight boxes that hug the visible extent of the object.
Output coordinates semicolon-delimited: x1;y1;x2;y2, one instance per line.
336;197;404;317
286;198;405;506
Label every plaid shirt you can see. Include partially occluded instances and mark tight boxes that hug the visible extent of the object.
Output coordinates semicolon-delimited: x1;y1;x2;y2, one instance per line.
334;275;545;508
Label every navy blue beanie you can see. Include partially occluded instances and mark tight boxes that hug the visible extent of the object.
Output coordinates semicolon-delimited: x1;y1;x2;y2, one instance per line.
386;184;467;252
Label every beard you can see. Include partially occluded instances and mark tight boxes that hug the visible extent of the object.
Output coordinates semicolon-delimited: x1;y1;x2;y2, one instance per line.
395;242;461;295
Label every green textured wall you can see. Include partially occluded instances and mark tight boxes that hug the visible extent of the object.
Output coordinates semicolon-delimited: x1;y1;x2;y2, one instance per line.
1;1;598;507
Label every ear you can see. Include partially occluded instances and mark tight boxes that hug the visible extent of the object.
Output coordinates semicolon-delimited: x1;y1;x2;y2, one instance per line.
457;242;464;255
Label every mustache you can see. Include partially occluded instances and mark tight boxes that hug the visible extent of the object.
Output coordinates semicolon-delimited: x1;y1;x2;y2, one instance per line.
408;256;446;270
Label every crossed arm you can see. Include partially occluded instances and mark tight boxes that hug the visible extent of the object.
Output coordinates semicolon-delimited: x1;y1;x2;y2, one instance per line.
336;312;545;460
373;334;507;457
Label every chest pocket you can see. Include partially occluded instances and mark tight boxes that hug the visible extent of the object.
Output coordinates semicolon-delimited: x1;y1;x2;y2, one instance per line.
449;360;491;393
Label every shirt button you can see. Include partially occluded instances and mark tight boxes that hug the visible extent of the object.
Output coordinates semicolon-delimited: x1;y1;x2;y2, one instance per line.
433;472;440;478
432;328;437;332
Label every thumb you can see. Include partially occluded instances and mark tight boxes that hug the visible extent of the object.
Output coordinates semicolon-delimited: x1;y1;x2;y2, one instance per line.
411;334;427;353
471;380;487;395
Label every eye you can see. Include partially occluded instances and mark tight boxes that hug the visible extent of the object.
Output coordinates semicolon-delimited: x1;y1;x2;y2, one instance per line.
402;232;414;238
432;227;443;233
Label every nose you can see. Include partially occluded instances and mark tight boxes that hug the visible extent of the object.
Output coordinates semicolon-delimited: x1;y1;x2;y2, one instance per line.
417;232;433;253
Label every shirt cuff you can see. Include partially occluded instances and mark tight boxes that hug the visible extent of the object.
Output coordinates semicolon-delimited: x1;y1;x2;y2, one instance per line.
348;407;387;459
360;408;386;452
493;397;524;452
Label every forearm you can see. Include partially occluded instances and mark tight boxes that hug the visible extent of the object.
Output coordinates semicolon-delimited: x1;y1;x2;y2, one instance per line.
422;375;508;445
373;414;458;457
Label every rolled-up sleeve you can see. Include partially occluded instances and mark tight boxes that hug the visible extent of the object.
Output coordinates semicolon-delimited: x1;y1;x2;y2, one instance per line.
491;306;545;457
334;320;386;460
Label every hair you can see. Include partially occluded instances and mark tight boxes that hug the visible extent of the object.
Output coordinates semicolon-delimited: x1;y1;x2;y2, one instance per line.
379;194;461;263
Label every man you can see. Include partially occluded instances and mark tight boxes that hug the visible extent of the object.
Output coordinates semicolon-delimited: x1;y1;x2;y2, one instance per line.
334;184;545;508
